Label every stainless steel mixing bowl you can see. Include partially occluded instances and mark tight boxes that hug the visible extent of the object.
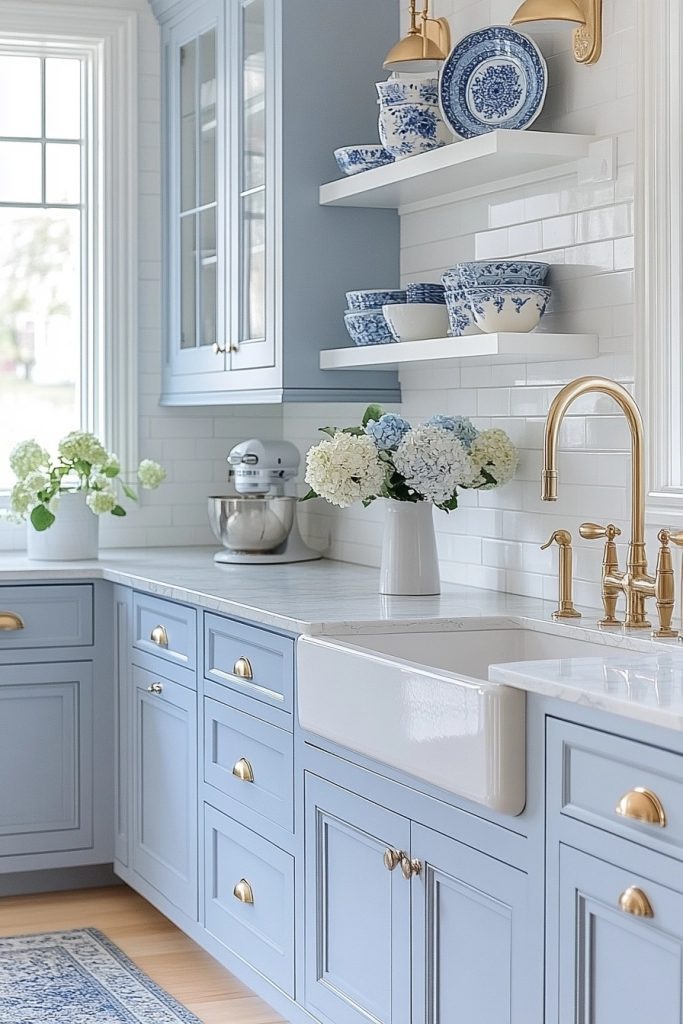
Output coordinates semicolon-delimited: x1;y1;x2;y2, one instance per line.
208;496;296;553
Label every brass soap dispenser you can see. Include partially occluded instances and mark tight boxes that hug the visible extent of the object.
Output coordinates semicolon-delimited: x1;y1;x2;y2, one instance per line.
541;529;581;621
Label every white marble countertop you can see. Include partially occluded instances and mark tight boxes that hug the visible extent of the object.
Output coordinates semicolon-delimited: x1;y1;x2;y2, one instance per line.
3;545;683;730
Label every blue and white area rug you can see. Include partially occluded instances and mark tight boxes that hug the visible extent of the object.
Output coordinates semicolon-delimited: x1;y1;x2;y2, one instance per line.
0;928;201;1023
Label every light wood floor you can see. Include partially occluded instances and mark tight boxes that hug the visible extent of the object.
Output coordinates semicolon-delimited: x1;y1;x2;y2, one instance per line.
0;885;285;1024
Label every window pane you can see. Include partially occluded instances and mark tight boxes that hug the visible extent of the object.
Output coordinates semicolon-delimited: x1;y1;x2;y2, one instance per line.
0;209;81;490
46;144;81;204
0;142;42;203
45;59;82;140
199;29;216;207
180;40;196;213
242;0;266;191
199;209;216;347
240;189;265;342
0;56;41;137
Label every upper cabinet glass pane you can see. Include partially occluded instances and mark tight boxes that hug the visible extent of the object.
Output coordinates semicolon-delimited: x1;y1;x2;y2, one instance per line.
45;59;82;140
199;29;216;207
242;0;266;192
180;39;197;213
0;56;41;137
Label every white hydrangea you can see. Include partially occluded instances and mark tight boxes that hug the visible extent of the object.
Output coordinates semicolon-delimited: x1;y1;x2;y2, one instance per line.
393;425;476;506
468;429;519;489
101;452;120;476
137;459;167;489
306;433;386;508
9;481;37;517
58;431;108;467
9;440;49;479
23;470;50;499
86;488;118;515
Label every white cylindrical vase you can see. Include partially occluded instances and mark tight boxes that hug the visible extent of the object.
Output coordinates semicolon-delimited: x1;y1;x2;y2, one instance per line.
379;499;440;596
27;491;100;561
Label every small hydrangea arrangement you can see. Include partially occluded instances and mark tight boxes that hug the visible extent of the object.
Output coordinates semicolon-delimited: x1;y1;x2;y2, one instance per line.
303;404;518;511
7;432;167;531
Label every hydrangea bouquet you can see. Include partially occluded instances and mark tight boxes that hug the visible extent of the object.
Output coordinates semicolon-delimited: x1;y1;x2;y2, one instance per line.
7;432;166;532
303;404;518;511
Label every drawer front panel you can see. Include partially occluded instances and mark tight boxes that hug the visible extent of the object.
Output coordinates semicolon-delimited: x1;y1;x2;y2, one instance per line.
204;615;294;716
204;698;293;831
549;718;683;860
0;585;93;649
133;592;196;670
204;803;294;996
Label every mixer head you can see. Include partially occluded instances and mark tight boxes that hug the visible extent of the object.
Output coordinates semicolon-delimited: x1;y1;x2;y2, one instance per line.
227;439;301;496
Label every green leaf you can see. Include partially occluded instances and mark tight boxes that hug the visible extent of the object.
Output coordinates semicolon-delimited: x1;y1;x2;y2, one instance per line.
299;488;319;503
318;426;338;437
122;483;138;501
341;426;365;436
103;465;119;478
437;494;459;512
111;505;127;517
362;404;385;428
30;504;56;532
361;497;376;508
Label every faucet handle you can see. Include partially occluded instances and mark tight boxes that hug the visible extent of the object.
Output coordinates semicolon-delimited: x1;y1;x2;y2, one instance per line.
541;529;572;551
580;523;622;541
659;529;683;548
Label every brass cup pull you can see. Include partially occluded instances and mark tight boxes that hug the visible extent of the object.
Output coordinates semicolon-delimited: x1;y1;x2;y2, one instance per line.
619;886;654;918
400;854;422;880
232;757;254;783
233;657;254;681
0;612;25;632
233;879;254;905
616;788;666;828
383;848;401;872
150;625;169;648
147;682;163;695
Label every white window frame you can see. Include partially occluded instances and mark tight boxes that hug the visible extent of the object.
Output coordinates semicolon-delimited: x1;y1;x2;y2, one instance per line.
0;0;138;485
635;0;683;522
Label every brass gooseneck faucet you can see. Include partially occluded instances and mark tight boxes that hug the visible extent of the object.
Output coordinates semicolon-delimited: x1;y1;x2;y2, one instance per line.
542;376;661;631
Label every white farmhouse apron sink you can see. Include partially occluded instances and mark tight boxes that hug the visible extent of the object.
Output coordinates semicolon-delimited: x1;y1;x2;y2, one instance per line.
297;624;609;816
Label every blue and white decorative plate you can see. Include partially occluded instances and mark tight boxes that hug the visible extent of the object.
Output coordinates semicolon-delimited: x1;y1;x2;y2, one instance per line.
439;26;547;139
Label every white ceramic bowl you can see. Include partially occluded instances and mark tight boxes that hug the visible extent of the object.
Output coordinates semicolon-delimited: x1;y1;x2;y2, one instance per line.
467;286;552;334
382;302;449;343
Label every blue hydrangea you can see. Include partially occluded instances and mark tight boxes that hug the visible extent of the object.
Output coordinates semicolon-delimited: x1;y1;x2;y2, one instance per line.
365;413;412;451
425;415;479;450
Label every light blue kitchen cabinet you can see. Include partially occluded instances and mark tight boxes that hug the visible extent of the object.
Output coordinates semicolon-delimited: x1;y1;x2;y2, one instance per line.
157;0;401;406
557;844;683;1024
303;774;412;1024
131;665;198;920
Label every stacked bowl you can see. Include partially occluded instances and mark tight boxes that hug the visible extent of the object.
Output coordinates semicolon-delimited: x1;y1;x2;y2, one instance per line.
343;283;450;347
442;261;552;336
344;290;406;347
377;76;452;161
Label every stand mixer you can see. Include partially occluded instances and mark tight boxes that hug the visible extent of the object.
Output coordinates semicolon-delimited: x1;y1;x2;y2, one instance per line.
208;440;322;565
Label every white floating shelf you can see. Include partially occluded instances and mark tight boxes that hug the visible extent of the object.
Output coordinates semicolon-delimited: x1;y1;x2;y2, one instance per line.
320;333;599;371
320;130;596;209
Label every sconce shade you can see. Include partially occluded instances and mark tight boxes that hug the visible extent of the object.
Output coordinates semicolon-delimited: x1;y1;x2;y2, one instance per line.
511;0;586;27
383;31;447;72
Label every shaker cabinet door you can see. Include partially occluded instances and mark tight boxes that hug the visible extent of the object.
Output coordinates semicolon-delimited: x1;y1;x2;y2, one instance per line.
132;667;198;920
304;775;412;1024
557;845;683;1024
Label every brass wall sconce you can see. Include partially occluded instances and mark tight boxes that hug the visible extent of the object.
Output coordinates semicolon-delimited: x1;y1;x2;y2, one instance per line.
384;1;452;73
511;0;602;65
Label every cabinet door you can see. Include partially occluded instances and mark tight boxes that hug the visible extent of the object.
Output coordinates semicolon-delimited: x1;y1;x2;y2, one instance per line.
113;586;131;866
304;775;411;1024
165;1;225;383
558;845;683;1024
0;662;93;857
411;823;536;1024
132;667;197;919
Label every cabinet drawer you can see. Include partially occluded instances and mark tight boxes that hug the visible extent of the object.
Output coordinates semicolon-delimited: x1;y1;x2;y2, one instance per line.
204;698;293;831
204;614;294;717
204;803;294;997
0;585;92;649
133;592;196;671
549;718;683;860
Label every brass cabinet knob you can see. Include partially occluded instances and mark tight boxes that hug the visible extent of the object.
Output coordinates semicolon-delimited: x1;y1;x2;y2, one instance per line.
232;757;254;783
619;886;654;918
150;625;168;648
147;682;163;695
233;879;254;904
383;848;401;872
616;787;666;828
233;657;254;680
0;612;25;631
400;854;422;880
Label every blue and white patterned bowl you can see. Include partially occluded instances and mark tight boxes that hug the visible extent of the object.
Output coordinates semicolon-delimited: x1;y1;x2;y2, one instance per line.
378;102;453;161
444;289;481;338
466;286;552;334
335;145;395;177
376;77;439;108
346;289;406;312
344;309;395;347
406;281;446;304
443;261;550;289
